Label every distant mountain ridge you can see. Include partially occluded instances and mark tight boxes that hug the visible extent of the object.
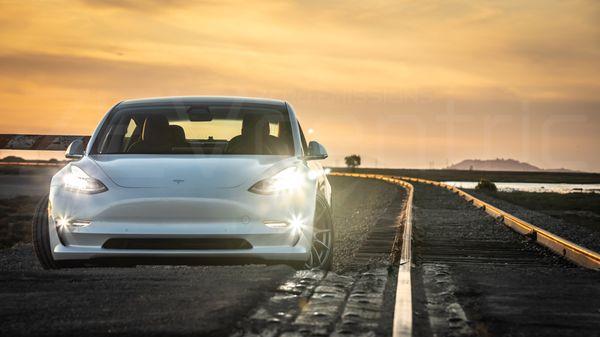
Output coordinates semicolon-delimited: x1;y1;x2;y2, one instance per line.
446;159;575;172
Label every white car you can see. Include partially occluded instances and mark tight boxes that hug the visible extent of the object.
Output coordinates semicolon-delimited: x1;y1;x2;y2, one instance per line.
32;97;333;269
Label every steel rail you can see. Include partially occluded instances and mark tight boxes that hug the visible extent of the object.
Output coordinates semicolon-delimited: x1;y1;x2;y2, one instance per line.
329;172;414;337
392;178;413;337
398;176;600;270
331;172;600;270
330;171;600;337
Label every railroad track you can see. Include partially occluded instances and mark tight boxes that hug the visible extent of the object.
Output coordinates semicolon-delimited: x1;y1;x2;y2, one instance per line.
332;172;600;270
330;172;600;337
331;173;415;337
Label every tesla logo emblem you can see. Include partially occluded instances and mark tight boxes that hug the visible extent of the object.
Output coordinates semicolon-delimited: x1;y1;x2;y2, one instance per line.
173;179;185;184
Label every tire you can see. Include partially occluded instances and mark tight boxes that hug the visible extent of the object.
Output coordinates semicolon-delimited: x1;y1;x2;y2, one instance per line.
301;198;334;270
32;195;84;269
32;194;61;269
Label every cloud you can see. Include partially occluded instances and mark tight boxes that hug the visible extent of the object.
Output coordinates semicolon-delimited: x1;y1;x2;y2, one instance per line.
78;0;194;11
1;0;600;170
0;52;225;95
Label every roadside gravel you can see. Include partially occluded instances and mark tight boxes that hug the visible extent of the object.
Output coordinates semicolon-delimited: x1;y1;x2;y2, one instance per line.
468;189;600;252
329;176;399;272
1;262;295;337
0;196;37;248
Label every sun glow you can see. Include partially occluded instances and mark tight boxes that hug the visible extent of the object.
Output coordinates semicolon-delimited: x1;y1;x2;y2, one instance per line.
1;1;599;171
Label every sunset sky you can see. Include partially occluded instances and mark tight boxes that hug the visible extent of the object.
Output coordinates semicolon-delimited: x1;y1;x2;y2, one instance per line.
0;0;599;171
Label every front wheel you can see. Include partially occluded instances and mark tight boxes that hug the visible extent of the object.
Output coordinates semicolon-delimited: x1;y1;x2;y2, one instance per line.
32;195;84;269
303;200;334;270
32;194;61;269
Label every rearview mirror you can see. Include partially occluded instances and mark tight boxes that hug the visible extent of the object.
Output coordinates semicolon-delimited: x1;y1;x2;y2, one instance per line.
187;107;213;121
305;141;328;160
65;139;85;159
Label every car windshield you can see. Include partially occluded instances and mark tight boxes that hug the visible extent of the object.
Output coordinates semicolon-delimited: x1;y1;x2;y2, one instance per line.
92;104;295;155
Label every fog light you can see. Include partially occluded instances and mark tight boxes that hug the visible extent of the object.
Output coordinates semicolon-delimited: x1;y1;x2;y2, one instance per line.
290;218;303;229
70;220;91;228
264;221;290;228
55;218;91;228
56;217;69;229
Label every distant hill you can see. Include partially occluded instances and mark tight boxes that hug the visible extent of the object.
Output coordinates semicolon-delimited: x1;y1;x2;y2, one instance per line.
0;156;26;162
446;159;576;172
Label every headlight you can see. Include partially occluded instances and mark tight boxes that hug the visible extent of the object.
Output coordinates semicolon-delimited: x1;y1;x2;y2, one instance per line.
63;165;108;194
249;167;306;194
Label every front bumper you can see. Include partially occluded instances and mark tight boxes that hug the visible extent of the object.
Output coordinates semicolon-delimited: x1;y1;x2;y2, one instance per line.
48;183;316;262
52;245;308;261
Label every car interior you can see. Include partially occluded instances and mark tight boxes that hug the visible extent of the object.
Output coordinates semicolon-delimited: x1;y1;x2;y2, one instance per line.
95;106;295;155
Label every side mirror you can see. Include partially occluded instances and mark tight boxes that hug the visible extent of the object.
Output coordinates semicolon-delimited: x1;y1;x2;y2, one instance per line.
65;140;85;159
305;141;328;160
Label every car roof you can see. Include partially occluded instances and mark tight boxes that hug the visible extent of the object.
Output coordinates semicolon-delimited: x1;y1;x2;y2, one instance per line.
118;96;287;108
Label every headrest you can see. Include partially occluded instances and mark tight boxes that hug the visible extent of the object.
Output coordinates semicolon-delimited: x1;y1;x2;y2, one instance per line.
169;125;186;140
241;114;270;138
142;115;170;142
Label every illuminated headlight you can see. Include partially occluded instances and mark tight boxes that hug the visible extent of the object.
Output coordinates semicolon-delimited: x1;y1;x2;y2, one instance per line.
63;165;108;194
249;167;306;194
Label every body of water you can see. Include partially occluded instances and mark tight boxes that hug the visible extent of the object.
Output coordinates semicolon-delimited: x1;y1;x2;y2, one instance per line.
443;181;600;194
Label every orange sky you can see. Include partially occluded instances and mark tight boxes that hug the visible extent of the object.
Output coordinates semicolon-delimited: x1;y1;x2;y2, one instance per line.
0;0;599;171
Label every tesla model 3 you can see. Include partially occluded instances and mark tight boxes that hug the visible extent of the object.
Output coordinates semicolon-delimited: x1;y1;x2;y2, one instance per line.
32;97;333;269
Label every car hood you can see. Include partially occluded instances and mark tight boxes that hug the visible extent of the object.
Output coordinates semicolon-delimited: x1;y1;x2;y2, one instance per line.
90;155;295;189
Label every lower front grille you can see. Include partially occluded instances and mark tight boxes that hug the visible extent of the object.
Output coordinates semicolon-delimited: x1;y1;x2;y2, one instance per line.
102;238;253;250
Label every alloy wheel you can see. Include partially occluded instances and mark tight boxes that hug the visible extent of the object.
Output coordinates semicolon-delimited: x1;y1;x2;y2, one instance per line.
305;206;333;269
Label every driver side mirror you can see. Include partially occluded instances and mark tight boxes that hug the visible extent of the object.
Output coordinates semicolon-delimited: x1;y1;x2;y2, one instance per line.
305;141;328;160
65;139;85;159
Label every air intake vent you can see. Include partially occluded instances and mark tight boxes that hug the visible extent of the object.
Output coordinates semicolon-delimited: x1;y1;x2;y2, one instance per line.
102;238;252;250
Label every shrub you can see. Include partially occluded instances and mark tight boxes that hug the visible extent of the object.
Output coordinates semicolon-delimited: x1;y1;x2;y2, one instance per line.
476;179;497;192
344;154;361;171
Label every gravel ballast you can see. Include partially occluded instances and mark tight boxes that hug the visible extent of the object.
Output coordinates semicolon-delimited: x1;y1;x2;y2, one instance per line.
411;182;600;337
329;175;400;272
468;189;600;252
